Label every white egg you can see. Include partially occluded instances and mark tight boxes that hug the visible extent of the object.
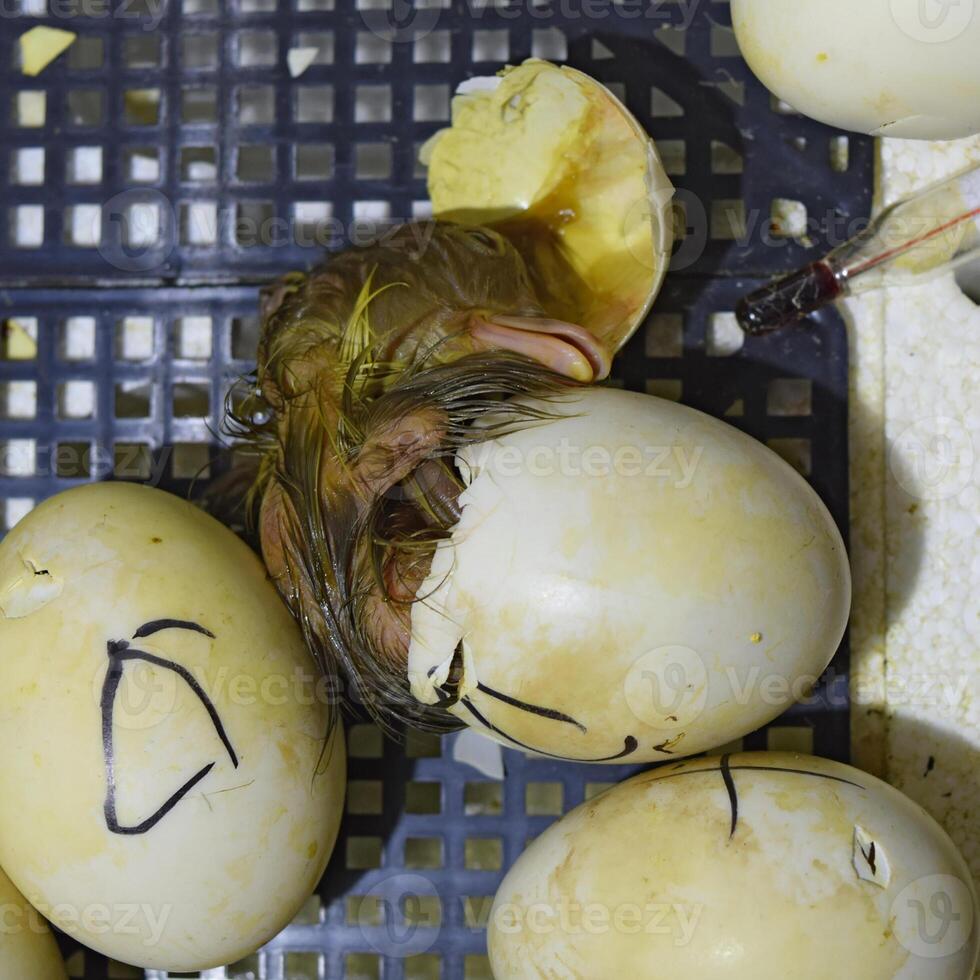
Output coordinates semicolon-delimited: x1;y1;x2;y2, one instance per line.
731;0;980;139
489;752;980;980
0;483;345;971
0;867;67;980
409;388;850;763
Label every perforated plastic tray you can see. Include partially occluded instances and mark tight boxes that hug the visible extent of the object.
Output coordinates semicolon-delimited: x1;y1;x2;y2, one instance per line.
0;1;871;978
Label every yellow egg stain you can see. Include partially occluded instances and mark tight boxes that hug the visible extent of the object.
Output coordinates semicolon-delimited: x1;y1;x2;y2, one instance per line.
816;52;829;63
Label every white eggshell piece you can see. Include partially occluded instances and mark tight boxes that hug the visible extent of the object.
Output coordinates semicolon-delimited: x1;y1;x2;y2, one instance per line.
489;752;980;980
0;483;345;972
409;388;850;764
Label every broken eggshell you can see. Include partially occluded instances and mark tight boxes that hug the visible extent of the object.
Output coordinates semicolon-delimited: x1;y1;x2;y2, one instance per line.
408;387;850;763
422;59;675;357
0;483;345;972
731;0;980;140
489;752;980;980
0;867;67;980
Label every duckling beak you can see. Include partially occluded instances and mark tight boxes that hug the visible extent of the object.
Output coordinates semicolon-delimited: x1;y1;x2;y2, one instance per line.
470;314;612;383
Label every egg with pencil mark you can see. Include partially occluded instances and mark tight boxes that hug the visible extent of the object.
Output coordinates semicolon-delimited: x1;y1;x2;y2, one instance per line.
0;482;345;972
489;753;980;979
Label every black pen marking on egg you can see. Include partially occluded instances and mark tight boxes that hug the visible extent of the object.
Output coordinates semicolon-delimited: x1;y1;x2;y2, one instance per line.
475;682;588;734
650;760;864;841
461;698;637;762
101;620;238;836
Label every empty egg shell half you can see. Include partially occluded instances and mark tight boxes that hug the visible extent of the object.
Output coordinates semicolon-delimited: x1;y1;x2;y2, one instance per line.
409;387;850;764
0;867;67;980
731;0;980;140
489;752;980;980
423;58;675;355
0;483;345;972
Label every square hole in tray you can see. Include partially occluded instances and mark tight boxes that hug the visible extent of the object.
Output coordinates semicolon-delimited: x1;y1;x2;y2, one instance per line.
464;782;502;816
465;838;503;870
405;781;440;815
55;441;90;478
295;30;334;64
346;953;380;980
13;91;46;127
182;33;219;69
0;381;37;420
767;378;813;416
182;87;217;124
347;779;383;815
355;85;391;123
175;316;213;359
180;201;218;246
355;30;391;63
525;782;563;815
238;29;277;66
11;206;44;248
406;954;442;980
172;381;210;417
413;84;448;121
12;147;45;185
68;35;104;69
0;439;36;477
69;88;105;126
67;146;103;184
346;836;383;869
115;316;154;359
64;205;102;247
284;952;322;979
646;313;683;358
115;381;152;418
465;954;494;980
2;318;38;359
237;144;275;182
355;142;391;179
295;85;333;124
123;34;161;68
57;380;94;419
236;201;274;246
472;28;507;61
405;837;443;869
231;315;261;360
181;146;217;182
296;143;334;180
60;317;96;360
403;895;442;928
237;85;275;125
113;443;152;480
415;30;450;62
124;147;160;183
172;442;211;478
122;88;159;126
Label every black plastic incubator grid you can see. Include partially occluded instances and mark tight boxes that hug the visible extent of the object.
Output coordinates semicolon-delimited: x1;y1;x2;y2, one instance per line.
0;0;871;977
